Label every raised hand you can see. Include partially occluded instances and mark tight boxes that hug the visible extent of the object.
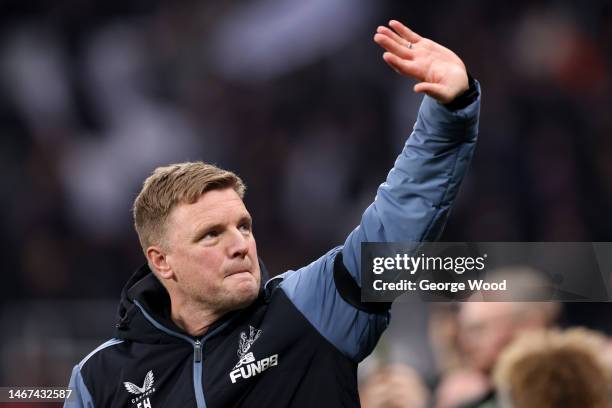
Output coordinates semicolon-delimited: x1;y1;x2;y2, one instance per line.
374;20;469;104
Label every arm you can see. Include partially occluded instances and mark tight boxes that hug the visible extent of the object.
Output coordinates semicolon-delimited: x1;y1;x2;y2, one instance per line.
276;21;480;361
342;21;480;283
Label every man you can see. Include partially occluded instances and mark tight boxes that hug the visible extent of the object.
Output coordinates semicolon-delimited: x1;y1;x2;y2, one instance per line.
65;20;481;407
493;328;610;408
435;300;559;408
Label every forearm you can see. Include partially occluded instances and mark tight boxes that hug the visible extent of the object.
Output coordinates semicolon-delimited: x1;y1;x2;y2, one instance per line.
342;82;481;281
278;22;481;361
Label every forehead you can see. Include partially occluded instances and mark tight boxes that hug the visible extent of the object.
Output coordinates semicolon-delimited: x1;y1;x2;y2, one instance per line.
459;302;515;326
169;188;249;228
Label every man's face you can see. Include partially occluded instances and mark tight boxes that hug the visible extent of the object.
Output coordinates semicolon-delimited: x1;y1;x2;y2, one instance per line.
162;188;261;313
458;302;518;374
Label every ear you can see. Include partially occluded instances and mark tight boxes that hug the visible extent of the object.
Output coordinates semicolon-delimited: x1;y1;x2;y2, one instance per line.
146;245;174;280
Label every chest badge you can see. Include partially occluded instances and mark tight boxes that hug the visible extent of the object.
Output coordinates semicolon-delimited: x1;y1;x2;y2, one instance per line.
229;326;279;383
124;370;156;407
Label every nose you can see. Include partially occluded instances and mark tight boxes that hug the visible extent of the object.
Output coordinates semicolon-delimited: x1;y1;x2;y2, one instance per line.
227;228;249;258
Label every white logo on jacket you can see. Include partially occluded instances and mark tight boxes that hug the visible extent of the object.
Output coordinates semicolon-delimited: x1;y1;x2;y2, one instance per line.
229;326;278;383
124;370;156;407
234;326;262;369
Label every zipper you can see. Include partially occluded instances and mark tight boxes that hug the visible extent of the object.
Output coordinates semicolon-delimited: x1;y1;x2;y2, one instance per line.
134;301;207;407
194;340;203;363
193;339;205;408
133;300;241;408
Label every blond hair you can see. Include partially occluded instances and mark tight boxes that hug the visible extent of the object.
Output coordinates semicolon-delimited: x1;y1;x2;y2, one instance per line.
494;328;610;408
133;162;245;251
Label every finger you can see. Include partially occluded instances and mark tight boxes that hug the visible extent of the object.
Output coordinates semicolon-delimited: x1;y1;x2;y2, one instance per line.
383;52;426;79
382;53;403;75
414;82;451;103
374;33;414;59
376;25;410;47
389;20;422;43
381;53;401;75
383;60;401;75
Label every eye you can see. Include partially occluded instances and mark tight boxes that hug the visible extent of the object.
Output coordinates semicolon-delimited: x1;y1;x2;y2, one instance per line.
201;230;220;240
238;221;252;233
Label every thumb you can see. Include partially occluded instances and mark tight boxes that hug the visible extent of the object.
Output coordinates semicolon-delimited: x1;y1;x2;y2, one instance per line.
413;82;450;103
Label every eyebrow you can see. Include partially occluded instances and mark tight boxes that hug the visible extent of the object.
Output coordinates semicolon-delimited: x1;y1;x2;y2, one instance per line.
239;214;253;225
191;214;252;239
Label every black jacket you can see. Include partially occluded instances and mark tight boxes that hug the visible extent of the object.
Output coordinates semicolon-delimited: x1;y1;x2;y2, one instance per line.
65;91;480;408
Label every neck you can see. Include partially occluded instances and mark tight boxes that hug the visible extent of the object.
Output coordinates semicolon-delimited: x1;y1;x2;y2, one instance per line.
169;297;223;337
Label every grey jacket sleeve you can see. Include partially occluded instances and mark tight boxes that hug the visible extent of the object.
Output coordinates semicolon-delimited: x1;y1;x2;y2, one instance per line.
64;338;124;408
64;364;94;408
279;86;481;361
341;85;481;283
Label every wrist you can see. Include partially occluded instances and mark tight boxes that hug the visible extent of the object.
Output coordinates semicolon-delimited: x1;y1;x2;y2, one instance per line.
444;73;478;111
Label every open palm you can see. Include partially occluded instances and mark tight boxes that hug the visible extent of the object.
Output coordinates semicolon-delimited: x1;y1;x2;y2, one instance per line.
374;20;469;104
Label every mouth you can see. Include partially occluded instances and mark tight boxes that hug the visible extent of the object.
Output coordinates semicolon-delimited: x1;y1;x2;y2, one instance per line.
225;269;251;278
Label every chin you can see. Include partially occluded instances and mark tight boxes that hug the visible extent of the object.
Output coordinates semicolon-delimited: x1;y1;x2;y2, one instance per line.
231;281;260;305
228;291;258;311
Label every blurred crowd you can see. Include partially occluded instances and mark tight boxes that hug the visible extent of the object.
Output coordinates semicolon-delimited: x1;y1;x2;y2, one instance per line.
1;0;612;403
360;300;612;408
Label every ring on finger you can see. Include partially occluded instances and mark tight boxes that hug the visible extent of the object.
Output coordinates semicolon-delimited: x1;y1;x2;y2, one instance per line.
407;42;413;49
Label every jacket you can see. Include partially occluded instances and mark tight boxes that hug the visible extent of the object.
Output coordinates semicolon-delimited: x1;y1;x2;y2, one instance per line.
65;87;481;408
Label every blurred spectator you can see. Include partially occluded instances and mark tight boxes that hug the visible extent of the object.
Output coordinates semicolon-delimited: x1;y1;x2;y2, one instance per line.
493;328;611;408
428;303;462;376
360;364;430;408
435;369;490;408
434;300;559;408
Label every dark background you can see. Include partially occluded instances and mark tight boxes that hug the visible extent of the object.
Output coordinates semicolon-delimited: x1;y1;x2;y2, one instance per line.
1;0;611;387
